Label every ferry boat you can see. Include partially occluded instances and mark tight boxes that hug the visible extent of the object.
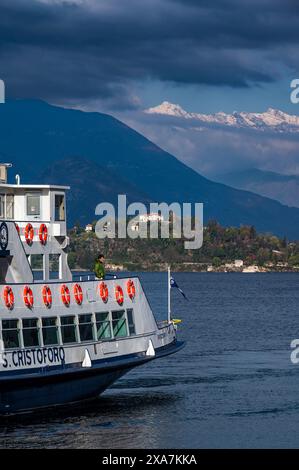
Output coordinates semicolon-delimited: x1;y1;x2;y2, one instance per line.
0;163;184;414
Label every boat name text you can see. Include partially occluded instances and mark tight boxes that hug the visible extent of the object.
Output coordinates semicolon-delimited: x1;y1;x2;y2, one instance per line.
1;346;65;369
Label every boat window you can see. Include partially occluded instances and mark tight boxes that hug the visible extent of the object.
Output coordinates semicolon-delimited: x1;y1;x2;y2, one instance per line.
126;309;136;336
30;254;44;270
22;318;40;348
112;310;128;338
42;317;59;346
55;194;65;221
49;254;60;279
6;194;14;219
0;194;14;219
61;315;77;344
95;312;111;340
26;193;41;217
2;319;20;349
0;194;5;218
78;314;94;342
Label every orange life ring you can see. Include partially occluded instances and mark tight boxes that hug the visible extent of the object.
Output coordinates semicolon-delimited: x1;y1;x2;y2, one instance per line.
23;285;34;308
39;224;48;245
61;284;70;306
3;286;14;310
115;285;124;305
25;223;34;245
127;280;136;300
99;282;108;303
42;285;52;308
73;283;83;305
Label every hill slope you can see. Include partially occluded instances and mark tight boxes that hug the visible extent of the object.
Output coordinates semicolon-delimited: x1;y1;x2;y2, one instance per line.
39;157;152;225
215;169;299;209
0;99;299;237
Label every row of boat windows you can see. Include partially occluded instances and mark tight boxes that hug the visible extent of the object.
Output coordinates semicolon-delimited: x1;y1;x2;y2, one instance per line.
1;309;136;350
0;193;65;221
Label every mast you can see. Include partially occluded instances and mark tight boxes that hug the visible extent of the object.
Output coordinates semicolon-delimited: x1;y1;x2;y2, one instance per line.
167;266;171;323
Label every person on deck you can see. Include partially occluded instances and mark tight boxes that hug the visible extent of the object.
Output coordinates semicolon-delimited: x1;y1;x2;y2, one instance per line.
94;253;106;280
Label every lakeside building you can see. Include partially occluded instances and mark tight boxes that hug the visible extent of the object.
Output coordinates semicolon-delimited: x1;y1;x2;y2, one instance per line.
85;224;93;232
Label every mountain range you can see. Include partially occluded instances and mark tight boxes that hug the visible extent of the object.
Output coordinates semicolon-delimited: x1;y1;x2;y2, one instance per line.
145;101;299;133
215;169;299;209
0;99;299;238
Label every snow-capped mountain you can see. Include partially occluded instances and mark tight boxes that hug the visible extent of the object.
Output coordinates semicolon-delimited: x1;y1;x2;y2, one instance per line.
145;101;299;132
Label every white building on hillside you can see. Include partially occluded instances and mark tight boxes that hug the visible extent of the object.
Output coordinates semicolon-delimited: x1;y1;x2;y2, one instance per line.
139;213;164;223
234;260;244;268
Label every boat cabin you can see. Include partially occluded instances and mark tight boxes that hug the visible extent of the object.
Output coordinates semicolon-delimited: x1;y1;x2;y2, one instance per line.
0;164;71;284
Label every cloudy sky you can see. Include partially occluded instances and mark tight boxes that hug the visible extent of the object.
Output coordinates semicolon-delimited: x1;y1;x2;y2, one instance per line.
1;0;299;176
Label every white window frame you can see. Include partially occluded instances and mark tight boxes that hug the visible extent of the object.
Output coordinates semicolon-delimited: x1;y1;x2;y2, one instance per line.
53;192;66;222
0;193;14;220
25;192;42;220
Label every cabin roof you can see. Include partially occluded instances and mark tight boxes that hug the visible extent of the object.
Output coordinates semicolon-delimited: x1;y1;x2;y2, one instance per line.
0;184;70;190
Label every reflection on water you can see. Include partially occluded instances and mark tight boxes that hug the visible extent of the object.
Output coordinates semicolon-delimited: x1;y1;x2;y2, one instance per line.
0;389;181;449
1;272;299;448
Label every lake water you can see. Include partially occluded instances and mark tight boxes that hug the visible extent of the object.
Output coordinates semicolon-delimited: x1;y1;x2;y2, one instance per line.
1;272;299;449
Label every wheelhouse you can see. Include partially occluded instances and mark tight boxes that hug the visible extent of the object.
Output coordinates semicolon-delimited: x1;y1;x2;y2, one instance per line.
0;164;70;283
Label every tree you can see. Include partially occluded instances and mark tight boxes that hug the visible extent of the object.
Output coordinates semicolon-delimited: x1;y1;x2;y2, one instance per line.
289;254;299;266
257;248;270;266
212;257;221;267
67;252;77;269
249;225;257;239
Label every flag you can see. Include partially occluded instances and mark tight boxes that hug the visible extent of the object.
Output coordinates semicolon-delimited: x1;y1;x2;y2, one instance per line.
170;276;188;300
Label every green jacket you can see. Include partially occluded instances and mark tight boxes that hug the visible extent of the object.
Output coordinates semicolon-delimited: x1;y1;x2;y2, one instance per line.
94;260;105;279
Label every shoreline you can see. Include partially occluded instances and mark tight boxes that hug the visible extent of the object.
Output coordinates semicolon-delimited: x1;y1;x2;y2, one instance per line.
69;265;299;274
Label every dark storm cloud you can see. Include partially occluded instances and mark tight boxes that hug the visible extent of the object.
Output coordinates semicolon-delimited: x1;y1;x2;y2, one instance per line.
0;0;299;108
